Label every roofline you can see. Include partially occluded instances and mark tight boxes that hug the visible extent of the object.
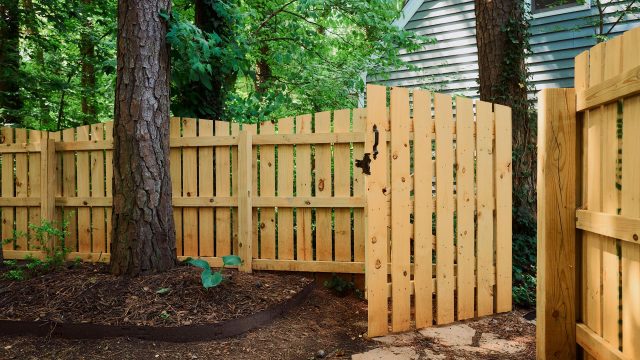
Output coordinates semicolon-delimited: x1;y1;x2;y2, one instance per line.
393;0;423;29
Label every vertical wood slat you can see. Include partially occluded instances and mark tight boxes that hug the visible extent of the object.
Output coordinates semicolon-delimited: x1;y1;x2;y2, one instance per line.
600;36;622;350
334;110;351;262
413;89;433;329
90;124;106;253
170;118;183;255
104;122;113;252
365;84;389;337
14;129;28;251
315;111;332;261
536;88;577;360
277;118;294;260
495;104;513;313
621;26;640;359
76;126;91;253
585;44;604;355
296;115;313;260
455;96;475;320
237;130;253;272
40;138;56;250
48;131;63;227
215;120;231;257
62;127;77;250
2;128;14;250
352;109;366;262
198;120;214;257
435;93;454;325
244;124;259;259
182;118;198;256
476;100;494;317
231;123;240;255
390;87;411;332
28;130;42;250
259;121;276;259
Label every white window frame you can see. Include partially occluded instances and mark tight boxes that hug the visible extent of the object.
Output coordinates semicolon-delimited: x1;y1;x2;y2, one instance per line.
526;0;591;18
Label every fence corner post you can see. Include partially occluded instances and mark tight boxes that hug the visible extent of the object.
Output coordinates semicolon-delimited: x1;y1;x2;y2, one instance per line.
40;135;57;251
536;88;577;360
237;129;253;273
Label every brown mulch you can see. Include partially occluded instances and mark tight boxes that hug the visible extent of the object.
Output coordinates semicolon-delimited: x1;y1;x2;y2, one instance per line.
0;263;313;327
0;287;372;360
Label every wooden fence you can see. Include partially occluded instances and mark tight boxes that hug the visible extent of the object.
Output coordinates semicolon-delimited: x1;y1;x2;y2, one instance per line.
1;84;512;334
537;27;640;359
364;85;512;336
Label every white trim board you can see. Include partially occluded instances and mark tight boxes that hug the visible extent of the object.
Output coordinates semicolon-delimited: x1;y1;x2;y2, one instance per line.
393;0;424;29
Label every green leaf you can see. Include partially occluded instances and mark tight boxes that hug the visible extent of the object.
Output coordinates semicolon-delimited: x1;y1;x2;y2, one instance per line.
187;258;211;271
222;255;242;266
201;269;223;288
156;287;171;294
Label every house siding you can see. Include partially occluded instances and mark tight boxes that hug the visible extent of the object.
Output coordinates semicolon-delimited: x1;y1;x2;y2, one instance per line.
371;0;640;98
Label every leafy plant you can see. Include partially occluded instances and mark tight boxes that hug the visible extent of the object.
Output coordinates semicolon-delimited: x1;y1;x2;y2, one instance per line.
4;269;25;281
187;255;242;289
324;274;361;298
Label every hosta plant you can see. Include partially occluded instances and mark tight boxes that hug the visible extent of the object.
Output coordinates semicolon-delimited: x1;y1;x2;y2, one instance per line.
187;255;242;289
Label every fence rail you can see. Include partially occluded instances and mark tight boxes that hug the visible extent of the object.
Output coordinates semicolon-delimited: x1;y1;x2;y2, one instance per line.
537;26;640;360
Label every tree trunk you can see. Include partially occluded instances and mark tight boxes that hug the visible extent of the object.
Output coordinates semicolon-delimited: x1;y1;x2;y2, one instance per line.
80;0;97;125
255;44;272;96
0;0;22;125
192;0;236;120
110;0;176;276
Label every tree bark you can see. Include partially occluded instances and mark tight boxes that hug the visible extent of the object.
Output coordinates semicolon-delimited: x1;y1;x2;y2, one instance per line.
192;0;236;120
110;0;176;276
0;0;22;125
80;0;97;124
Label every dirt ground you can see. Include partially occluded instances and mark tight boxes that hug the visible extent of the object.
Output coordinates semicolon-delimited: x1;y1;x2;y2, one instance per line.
0;287;536;360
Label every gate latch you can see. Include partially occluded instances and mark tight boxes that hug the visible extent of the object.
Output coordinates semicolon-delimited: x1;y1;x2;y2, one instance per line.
355;153;371;175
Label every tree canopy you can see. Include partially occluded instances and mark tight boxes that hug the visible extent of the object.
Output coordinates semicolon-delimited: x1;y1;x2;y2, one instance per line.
1;0;424;129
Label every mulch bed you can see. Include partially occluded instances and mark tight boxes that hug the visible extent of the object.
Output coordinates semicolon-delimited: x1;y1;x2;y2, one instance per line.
0;262;313;327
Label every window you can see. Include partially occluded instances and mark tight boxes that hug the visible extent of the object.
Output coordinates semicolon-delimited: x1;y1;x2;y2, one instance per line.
528;0;591;18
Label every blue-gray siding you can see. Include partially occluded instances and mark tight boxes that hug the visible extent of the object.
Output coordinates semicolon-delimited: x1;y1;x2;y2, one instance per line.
371;0;640;98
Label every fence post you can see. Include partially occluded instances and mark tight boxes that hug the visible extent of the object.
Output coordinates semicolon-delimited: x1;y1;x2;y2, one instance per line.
536;88;577;359
237;130;253;273
40;135;57;251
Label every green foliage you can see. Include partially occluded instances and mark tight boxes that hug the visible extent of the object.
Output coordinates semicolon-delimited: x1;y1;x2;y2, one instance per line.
1;218;70;281
187;255;242;288
323;274;362;298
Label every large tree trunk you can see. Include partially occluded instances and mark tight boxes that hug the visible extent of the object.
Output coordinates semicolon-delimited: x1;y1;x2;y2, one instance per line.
192;0;236;120
110;0;176;276
476;0;536;303
80;0;97;125
0;0;22;125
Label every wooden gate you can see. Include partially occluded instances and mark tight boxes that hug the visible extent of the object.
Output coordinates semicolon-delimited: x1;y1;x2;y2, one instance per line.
537;27;640;359
363;85;513;336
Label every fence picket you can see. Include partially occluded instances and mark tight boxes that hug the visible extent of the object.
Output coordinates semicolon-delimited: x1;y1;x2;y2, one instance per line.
244;123;259;259
352;110;366;262
495;104;513;313
476;100;494;317
365;84;390;337
1;128;14;251
334;110;351;262
28;130;42;249
215;120;231;257
413;89;433;329
390;87;411;332
170;118;183;255
435;93;454;324
455;96;475;320
90;124;106;254
182;118;198;256
231;123;240;254
76;126;91;253
315;111;332;261
14;129;28;251
296;115;313;260
259;121;276;259
198;119;215;257
104;122;113;252
62;129;78;251
621;27;640;359
277;118;294;260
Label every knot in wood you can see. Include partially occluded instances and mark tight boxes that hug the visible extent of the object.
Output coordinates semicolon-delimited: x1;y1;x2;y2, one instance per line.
634;234;639;241
392;153;398;160
371;236;377;244
375;259;381;269
318;179;325;192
